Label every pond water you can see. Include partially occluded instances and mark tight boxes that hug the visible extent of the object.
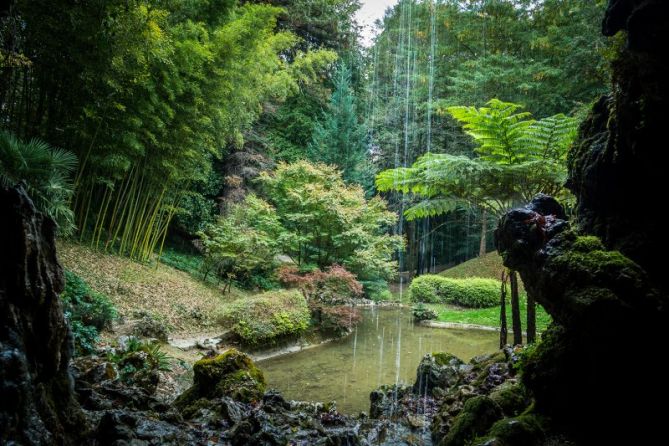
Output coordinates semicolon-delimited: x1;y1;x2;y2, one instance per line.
258;307;500;414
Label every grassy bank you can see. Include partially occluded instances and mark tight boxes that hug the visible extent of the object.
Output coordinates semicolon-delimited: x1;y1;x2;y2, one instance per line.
58;242;249;335
425;298;551;332
428;251;550;331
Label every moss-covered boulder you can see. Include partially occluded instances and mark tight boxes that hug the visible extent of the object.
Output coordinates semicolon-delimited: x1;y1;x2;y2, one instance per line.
439;396;503;446
474;414;546;446
489;382;530;417
174;349;266;419
495;190;668;442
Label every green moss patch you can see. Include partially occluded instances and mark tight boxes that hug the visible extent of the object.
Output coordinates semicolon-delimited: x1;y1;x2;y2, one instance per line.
174;349;267;414
441;396;503;446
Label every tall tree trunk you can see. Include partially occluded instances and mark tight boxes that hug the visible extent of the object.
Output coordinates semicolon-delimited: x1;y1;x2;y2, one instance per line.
479;209;487;256
510;270;523;345
526;290;536;344
499;271;508;349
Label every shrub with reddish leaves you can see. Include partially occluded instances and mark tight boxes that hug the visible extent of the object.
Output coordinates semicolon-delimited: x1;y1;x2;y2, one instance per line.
277;264;363;304
277;264;364;335
276;265;309;289
319;305;362;336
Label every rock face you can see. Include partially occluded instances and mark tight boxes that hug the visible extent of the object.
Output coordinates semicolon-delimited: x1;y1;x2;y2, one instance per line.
0;186;87;444
567;0;669;291
494;1;669;441
413;352;464;396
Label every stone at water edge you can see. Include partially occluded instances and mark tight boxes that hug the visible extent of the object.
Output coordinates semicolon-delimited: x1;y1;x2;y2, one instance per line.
413;352;464;396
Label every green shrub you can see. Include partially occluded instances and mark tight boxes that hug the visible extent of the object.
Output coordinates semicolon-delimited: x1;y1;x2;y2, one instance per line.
220;290;310;346
409;275;448;303
443;277;500;308
410;275;500;308
61;270;117;355
372;288;394;302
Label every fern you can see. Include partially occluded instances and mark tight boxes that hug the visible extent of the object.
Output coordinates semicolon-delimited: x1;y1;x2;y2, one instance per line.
404;198;463;221
376;98;579;220
523;114;579;161
447;99;535;165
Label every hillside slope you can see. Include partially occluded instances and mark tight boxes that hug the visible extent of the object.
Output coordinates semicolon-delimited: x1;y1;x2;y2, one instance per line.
58;242;247;335
440;251;505;280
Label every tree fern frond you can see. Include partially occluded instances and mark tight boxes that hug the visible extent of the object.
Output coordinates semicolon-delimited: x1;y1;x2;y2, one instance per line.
404;198;463;221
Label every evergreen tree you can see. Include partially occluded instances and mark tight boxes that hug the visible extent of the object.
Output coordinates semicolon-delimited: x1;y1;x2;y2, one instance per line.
308;63;370;188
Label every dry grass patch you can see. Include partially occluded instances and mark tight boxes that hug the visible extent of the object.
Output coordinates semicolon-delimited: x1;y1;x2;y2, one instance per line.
58;242;248;334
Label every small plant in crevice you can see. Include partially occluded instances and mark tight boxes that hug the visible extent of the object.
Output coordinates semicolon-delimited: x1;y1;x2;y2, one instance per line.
61;270;117;355
107;337;172;392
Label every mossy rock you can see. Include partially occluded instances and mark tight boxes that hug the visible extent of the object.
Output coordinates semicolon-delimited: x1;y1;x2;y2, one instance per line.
489;382;531;417
439;396;503;446
433;352;464;367
174;349;266;415
474;414;546;446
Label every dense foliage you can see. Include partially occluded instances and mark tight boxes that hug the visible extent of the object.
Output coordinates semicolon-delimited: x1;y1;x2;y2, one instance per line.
61;271;117;355
0;0;337;260
365;0;609;272
198;194;284;290
410;275;499;308
220;290;310;346
308;63;371;189
258;161;403;295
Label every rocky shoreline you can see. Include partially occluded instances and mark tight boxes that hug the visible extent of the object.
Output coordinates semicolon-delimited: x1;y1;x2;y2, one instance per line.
72;344;525;445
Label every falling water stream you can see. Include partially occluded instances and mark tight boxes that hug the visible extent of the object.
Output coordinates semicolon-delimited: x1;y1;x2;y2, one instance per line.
258;307;499;414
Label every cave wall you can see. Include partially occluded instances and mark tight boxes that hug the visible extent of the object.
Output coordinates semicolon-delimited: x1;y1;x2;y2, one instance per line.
495;1;669;443
0;186;87;445
567;0;669;291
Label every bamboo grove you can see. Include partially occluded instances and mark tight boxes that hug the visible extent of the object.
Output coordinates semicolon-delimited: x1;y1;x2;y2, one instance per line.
1;0;339;260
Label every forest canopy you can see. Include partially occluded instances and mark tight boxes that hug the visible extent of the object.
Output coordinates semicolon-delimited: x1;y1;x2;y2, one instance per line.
0;0;611;291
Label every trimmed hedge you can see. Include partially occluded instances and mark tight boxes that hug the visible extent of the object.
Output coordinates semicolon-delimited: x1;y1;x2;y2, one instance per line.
409;275;500;308
220;290;310;346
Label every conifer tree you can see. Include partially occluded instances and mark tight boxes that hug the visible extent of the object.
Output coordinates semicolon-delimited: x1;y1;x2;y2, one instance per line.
309;63;370;188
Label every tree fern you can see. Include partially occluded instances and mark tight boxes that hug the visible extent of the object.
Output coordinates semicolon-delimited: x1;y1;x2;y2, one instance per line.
404;198;463;221
447;99;534;165
376;99;579;221
523;114;579;161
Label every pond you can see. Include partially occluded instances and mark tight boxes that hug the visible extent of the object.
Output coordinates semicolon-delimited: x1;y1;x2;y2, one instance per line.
258;307;500;414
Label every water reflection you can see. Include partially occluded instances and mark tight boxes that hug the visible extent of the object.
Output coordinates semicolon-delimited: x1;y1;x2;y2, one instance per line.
259;307;499;414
